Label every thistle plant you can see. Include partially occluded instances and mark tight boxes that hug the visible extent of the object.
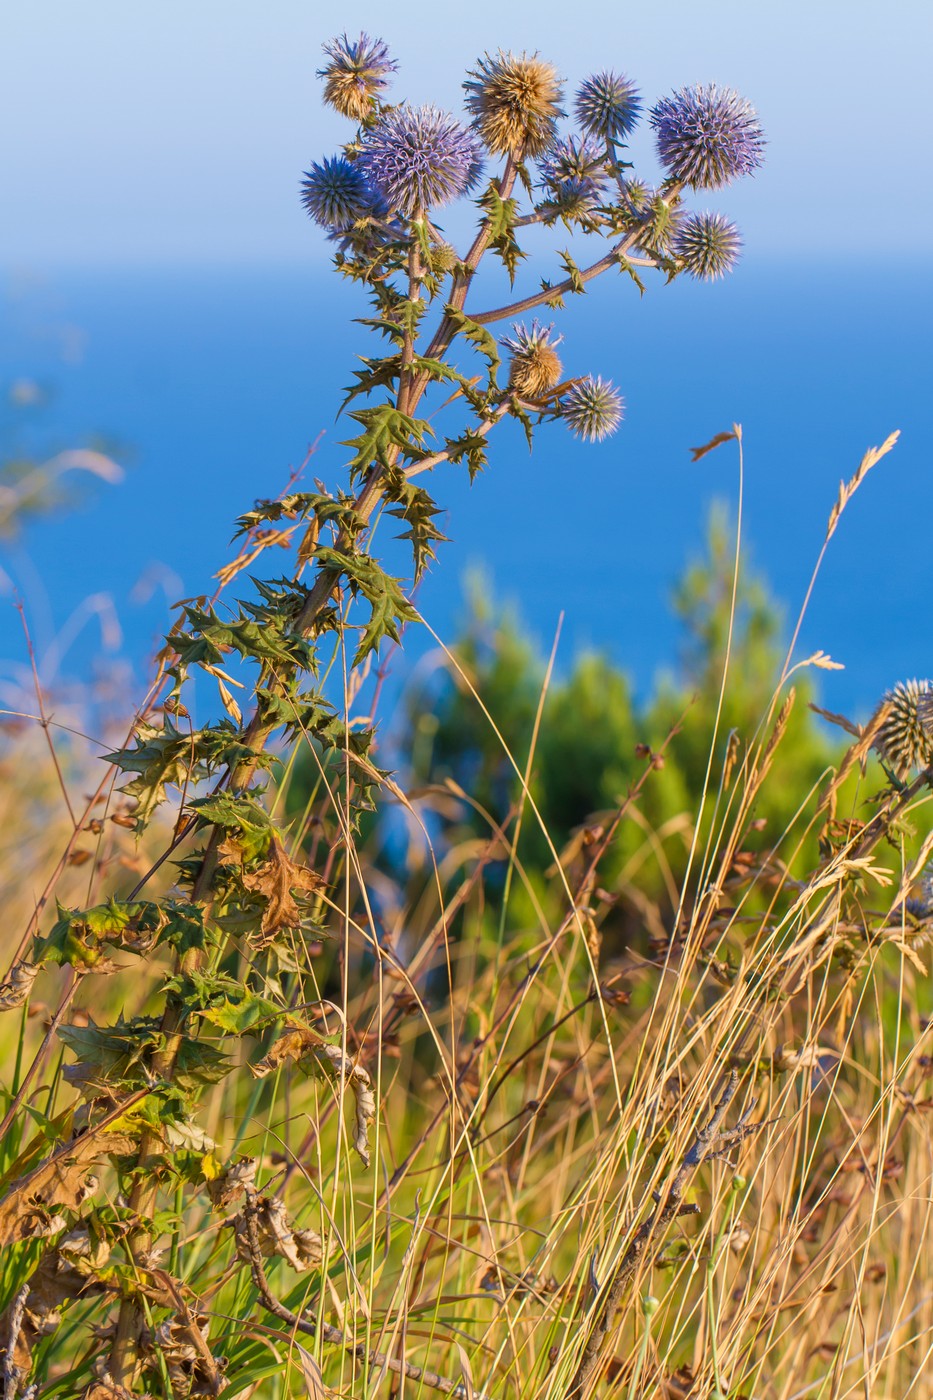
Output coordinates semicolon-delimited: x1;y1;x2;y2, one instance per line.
0;35;771;1399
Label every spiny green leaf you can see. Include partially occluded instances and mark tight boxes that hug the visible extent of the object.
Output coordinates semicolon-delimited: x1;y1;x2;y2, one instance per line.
558;250;587;295
314;547;419;664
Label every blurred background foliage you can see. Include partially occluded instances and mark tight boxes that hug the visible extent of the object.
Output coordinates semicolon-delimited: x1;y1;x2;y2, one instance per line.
283;506;847;969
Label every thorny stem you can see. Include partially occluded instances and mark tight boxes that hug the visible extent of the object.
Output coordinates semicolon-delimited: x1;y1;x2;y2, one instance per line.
109;162;520;1385
469;192;682;327
108;157;678;1384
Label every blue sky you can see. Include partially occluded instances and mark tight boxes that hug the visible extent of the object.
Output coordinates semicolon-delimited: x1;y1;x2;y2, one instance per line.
2;0;931;266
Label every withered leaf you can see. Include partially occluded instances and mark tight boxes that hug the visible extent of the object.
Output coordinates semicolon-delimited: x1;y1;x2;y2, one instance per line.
689;429;737;462
234;1193;323;1272
0;960;41;1011
250;1025;328;1077
207;1156;257;1212
251;1026;375;1166
0;1126;135;1246
229;835;323;944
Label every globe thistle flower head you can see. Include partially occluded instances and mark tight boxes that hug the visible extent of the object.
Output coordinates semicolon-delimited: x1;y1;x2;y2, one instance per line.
649;84;765;189
357;105;484;217
464;51;564;159
300;156;377;231
318;33;396;122
873;679;933;780
538;136;609;213
561;376;624;442
502;321;564;398
575;72;642;142
674;211;742;280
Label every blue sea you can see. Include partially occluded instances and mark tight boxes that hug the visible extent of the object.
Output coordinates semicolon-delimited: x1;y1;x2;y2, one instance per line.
1;257;930;723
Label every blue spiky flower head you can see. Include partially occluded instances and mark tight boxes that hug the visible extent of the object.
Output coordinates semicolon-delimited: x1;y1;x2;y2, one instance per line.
502;321;564;397
358;105;484;217
561;376;624;441
300;156;379;231
649;84;765;189
575;72;642;142
318;33;397;122
674;211;742;279
465;51;564;159
538;136;609;215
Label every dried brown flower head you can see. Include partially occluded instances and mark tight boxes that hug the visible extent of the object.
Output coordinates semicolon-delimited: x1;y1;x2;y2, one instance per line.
503;322;563;397
464;51;564;159
318;33;396;123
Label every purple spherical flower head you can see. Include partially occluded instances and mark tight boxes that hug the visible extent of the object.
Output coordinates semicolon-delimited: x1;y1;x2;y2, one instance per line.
674;211;742;280
649;84;764;189
317;33;396;121
562;376;624;442
358;105;484;217
575;72;642;142
300;156;377;231
538;136;609;211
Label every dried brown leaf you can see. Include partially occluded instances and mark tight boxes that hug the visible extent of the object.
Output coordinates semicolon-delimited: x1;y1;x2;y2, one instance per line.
689;429;737;462
236;836;324;944
250;1026;328;1078
251;1028;375;1166
0;1127;135;1246
0;960;41;1011
207;1157;257;1212
234;1194;323;1272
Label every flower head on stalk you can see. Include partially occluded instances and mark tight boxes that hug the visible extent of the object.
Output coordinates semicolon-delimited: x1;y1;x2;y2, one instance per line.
575;71;642;142
300;156;380;231
873;679;933;779
502;322;564;397
358;105;484;217
464;51;564;159
538;136;609;216
673;211;742;279
318;33;397;122
649;83;765;189
561;376;624;441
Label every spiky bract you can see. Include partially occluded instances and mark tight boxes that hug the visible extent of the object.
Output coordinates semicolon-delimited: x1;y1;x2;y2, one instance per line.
357;105;483;217
575;71;642;142
874;679;933;779
674;211;742;279
538;136;608;215
649;83;765;189
300;157;377;231
502;322;564;398
317;33;396;122
464;51;563;159
561;376;624;442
